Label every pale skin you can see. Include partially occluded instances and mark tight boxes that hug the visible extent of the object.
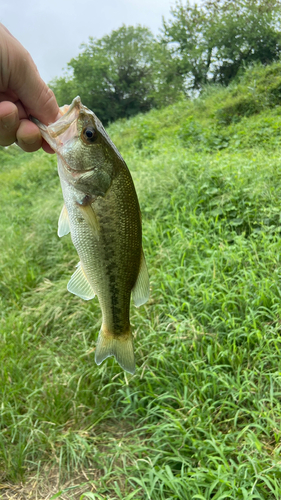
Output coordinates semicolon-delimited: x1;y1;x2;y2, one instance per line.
0;23;60;153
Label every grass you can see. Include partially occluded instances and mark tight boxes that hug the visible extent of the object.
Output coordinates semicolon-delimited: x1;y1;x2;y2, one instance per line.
1;63;281;498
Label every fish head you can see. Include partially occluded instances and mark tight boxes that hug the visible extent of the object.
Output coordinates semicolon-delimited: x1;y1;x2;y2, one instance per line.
32;96;124;195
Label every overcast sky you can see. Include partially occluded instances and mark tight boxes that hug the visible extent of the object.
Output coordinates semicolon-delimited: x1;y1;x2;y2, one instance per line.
1;0;175;84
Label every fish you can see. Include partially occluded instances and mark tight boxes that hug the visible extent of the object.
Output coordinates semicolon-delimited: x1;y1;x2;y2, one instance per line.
32;96;149;374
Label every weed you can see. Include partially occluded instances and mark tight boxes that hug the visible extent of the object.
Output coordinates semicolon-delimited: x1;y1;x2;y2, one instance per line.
2;62;281;498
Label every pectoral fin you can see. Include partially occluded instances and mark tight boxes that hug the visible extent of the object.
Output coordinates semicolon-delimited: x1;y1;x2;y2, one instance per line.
67;262;95;300
132;250;150;307
77;204;100;239
58;204;70;237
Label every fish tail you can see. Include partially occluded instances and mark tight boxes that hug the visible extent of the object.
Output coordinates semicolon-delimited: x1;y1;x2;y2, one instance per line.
95;325;135;374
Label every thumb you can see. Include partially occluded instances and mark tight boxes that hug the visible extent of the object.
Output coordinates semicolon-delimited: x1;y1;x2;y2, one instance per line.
18;75;61;125
2;24;60;124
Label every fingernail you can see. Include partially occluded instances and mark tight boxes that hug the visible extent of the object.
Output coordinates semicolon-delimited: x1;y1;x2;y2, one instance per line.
1;112;17;129
22;135;40;145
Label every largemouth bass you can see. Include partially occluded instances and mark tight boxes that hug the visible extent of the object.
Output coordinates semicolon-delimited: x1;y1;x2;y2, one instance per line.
33;96;149;374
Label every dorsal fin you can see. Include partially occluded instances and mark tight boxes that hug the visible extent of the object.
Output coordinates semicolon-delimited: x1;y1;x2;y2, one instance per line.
132;250;149;307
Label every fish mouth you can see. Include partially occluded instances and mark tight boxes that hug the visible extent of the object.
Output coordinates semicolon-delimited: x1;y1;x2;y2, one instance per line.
49;96;81;139
31;96;83;152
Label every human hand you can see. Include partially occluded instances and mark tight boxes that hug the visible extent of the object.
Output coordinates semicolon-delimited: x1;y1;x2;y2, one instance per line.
0;23;60;153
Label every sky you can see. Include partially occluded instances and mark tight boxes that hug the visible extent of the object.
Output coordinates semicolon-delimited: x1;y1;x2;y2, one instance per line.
1;0;175;84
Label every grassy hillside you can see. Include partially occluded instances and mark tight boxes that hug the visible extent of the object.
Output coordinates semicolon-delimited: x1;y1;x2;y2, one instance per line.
2;63;281;499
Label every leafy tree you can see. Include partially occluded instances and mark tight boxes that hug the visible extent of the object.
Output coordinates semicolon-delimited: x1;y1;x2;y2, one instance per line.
162;2;213;89
146;41;185;107
50;75;76;109
210;0;281;84
162;0;281;89
51;26;157;123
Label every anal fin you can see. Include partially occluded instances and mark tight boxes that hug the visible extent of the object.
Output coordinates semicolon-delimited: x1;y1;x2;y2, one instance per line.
67;262;95;300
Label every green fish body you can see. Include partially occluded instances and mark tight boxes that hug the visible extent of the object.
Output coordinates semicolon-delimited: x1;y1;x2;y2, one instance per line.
33;96;149;374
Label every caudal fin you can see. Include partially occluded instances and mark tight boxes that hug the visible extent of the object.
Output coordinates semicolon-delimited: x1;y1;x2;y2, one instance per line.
95;326;135;374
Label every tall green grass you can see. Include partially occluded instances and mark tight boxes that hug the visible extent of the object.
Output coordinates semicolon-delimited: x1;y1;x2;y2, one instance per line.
1;63;281;498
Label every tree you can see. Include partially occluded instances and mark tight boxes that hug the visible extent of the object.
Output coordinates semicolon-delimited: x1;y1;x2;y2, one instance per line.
51;26;157;124
162;2;213;89
209;0;281;84
162;0;281;89
146;41;185;107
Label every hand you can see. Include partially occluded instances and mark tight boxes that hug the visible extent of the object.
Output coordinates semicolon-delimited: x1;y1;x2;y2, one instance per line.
0;23;60;153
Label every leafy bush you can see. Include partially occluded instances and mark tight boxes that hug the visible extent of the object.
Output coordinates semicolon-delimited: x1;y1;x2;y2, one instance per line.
179;116;229;150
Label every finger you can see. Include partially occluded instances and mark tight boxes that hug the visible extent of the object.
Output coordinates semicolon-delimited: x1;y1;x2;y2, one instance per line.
16;119;42;152
1;26;60;125
42;139;56;154
26;85;61;125
13;54;60;125
13;100;56;154
14;101;55;153
0;101;19;146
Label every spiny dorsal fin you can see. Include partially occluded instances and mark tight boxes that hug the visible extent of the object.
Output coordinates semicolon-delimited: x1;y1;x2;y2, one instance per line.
132;250;150;307
58;204;70;237
67;262;95;300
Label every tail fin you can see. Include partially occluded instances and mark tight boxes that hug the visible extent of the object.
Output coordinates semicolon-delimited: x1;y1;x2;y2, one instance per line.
95;325;135;374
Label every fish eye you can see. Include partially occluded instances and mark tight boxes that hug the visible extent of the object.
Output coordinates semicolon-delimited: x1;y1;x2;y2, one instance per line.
82;126;98;143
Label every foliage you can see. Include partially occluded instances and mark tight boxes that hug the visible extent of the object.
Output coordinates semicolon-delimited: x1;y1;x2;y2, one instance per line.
213;62;281;125
50;25;182;125
51;25;156;123
3;62;281;498
162;0;281;89
50;0;281;124
50;1;281;125
145;41;185;109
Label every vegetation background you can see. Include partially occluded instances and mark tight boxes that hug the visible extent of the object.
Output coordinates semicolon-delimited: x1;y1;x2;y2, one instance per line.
2;1;281;499
50;0;281;123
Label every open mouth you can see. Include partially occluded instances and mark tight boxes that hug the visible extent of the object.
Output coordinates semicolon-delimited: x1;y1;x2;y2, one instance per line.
31;96;82;151
48;96;81;140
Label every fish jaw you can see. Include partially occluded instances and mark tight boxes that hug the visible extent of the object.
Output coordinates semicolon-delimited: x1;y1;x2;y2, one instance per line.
32;96;125;168
31;96;82;153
